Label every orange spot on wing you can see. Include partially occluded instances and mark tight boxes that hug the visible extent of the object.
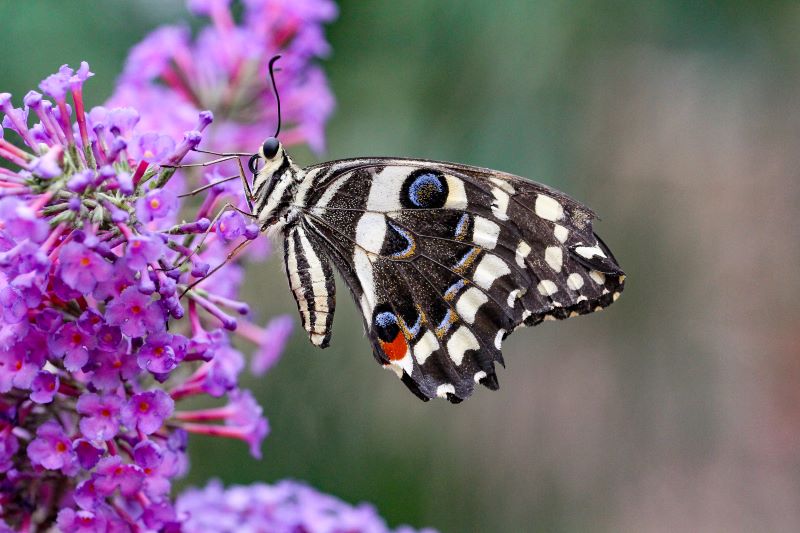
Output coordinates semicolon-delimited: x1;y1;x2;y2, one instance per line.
379;332;408;361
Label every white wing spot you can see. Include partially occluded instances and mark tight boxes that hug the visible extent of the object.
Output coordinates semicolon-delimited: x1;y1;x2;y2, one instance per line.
589;270;606;285
489;177;515;194
515;241;531;268
544;246;563;272
444;175;468;209
535;194;564;221
494;329;506;350
436;383;456;398
447;326;480;366
366;167;406;211
391;351;414;376
455;287;488;324
382;363;403;378
413;330;439;365
537;280;558;296
506;289;521;308
575;245;607;259
567;273;584;291
472;216;500;250
474;370;487;383
577;295;588;302
491;188;510;221
355;212;387;254
613;292;621;301
553;224;569;243
473;254;511;290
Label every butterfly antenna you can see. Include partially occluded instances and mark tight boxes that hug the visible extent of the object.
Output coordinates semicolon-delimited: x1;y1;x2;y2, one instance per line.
268;55;283;138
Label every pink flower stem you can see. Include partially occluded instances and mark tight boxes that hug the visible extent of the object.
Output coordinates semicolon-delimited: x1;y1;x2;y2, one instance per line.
116;222;134;240
0;138;32;160
70;86;90;150
180;422;246;441
106;439;118;456
30;191;55;214
174;406;233;422
234;319;263;344
131;160;149;186
0;146;30;168
41;223;67;253
55;99;75;146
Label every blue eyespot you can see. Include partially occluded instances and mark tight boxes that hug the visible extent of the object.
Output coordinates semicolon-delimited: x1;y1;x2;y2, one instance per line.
375;311;397;328
402;169;448;209
373;306;401;343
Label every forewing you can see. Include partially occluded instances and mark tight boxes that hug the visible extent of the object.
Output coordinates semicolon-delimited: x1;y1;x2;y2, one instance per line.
297;158;625;402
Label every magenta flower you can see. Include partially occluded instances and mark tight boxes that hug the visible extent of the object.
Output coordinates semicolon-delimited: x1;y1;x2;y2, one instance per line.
249;314;294;376
26;421;76;473
0;425;19;472
0;198;49;244
134;440;175;498
136;188;179;222
48;322;96;371
93;455;145;497
105;286;165;338
56;509;107;533
76;392;123;441
57;241;113;293
138;331;187;374
177;479;435;533
73;439;103;470
0;346;38;393
125;234;164;270
123;390;174;434
29;371;59;404
0;286;27;325
216;210;246;241
108;0;336;155
131;131;175;163
89;351;138;392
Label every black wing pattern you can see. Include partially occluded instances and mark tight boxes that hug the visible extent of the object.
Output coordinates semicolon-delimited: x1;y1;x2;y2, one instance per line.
291;157;625;403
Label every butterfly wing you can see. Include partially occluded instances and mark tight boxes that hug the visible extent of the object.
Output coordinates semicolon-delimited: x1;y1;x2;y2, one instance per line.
294;157;625;402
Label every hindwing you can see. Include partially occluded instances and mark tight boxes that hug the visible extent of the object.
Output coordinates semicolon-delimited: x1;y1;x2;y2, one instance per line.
290;157;625;402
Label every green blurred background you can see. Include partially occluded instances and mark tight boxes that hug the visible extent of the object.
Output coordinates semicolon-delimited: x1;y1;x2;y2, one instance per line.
3;1;800;531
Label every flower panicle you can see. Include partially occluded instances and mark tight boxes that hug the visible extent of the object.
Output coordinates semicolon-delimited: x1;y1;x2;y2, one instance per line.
108;0;337;156
0;59;291;531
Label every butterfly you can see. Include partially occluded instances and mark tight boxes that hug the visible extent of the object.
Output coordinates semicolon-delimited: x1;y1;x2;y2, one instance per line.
235;58;625;403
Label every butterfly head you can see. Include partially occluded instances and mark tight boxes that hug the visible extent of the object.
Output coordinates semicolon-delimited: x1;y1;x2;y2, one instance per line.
249;136;302;229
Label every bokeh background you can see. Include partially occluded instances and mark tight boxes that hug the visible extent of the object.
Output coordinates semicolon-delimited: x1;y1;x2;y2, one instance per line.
3;1;800;531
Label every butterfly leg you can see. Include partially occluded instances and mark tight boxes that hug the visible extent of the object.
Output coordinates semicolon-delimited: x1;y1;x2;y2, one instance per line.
173;201;256;270
179;237;254;297
193;148;252;157
178;174;241;198
234;155;255;213
161;155;243;170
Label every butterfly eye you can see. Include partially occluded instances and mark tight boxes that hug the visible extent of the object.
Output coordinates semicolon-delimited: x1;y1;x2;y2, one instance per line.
261;137;280;159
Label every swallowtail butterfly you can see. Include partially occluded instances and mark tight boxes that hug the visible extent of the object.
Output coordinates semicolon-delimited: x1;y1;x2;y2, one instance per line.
243;59;625;403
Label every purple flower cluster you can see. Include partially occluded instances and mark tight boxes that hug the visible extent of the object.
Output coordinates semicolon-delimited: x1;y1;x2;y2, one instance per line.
108;0;337;155
177;479;438;533
0;62;293;530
